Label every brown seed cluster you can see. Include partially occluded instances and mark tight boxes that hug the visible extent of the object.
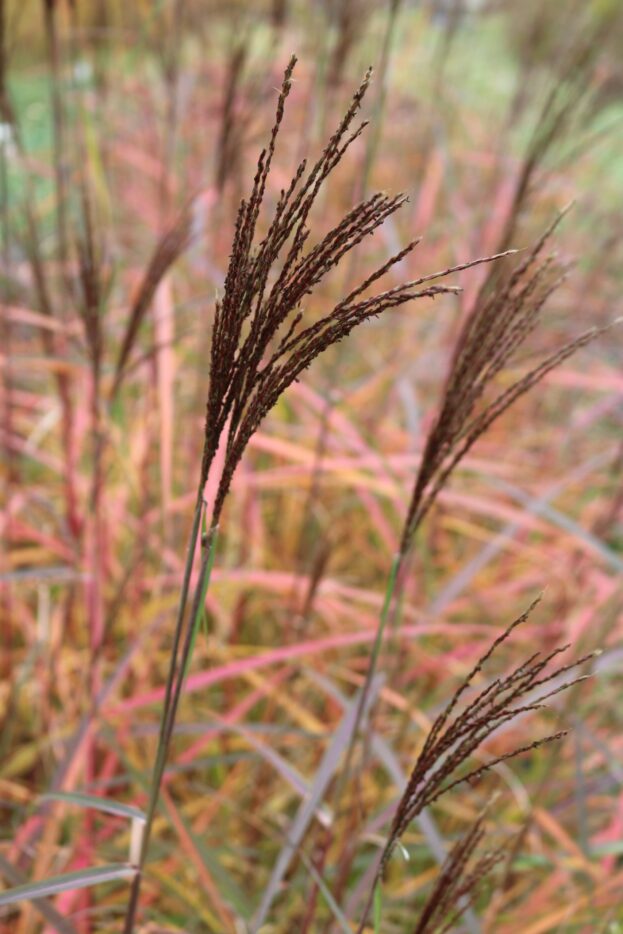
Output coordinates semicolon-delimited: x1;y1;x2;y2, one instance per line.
199;56;505;527
400;212;611;554
411;808;503;934
384;598;594;870
356;600;596;932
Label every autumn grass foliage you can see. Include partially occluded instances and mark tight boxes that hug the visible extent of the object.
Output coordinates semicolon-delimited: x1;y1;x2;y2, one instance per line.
124;55;519;932
1;2;623;933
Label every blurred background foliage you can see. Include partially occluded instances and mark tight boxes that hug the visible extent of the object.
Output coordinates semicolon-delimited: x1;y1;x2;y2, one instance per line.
1;1;622;932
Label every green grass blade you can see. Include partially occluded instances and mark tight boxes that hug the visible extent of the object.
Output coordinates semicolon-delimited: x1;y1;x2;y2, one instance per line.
0;853;78;934
252;675;383;933
40;791;145;822
333;552;402;808
0;863;136;908
298;850;352;934
373;882;382;933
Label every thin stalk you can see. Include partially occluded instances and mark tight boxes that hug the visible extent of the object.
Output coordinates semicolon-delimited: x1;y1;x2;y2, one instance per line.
84;314;105;934
182;526;218;683
122;507;217;934
323;551;403;928
5;14;82;545
159;525;219;760
356;869;385;934
159;0;185;224
359;0;402;198
142;497;203;829
0;34;14;635
42;0;68;265
333;552;402;812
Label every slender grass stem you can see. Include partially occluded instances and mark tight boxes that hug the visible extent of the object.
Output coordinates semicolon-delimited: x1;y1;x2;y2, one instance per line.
333;551;402;813
122;495;211;933
356;870;385;934
147;496;203;800
160;525;219;760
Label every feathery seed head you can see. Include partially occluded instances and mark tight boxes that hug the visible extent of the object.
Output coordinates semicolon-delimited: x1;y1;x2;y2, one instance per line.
200;58;501;526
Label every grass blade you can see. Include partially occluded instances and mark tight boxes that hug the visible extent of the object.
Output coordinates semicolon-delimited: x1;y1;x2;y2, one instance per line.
0;863;136;908
0;854;77;934
40;791;145;822
251;674;383;932
373;881;382;933
298;849;353;934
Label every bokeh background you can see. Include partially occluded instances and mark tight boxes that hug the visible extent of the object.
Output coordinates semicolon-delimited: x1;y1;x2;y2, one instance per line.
1;1;622;932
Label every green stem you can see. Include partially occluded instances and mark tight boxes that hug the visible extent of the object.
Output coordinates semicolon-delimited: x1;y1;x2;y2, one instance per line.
147;497;203;812
123;496;210;934
333;552;402;814
161;525;219;757
184;521;218;681
356;864;385;934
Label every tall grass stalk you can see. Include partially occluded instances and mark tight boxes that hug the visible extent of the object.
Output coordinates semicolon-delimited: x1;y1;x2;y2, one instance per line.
121;57;499;930
122;54;619;927
326;215;619;916
335;216;616;769
123;496;208;931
